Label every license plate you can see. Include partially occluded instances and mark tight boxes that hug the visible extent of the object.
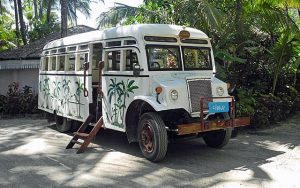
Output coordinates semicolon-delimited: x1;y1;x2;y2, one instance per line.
208;102;229;113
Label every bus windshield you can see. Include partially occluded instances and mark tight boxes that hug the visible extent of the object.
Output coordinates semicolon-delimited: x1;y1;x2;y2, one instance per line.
182;47;212;70
146;45;212;71
146;45;181;71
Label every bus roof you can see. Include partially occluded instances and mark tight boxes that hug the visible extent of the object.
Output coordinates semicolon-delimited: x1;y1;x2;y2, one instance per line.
43;24;209;50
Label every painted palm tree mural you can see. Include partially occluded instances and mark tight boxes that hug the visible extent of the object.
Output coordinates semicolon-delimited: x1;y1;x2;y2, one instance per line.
62;79;72;116
42;77;50;109
52;80;61;112
107;78;139;127
74;79;84;119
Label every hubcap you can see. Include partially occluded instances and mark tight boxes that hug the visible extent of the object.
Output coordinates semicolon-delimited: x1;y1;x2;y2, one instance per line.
141;122;154;153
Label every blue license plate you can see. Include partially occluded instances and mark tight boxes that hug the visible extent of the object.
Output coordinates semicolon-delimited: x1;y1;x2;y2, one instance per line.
208;102;229;113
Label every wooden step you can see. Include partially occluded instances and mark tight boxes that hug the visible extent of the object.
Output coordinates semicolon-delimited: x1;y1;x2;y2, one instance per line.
74;132;89;138
66;115;104;153
71;140;83;145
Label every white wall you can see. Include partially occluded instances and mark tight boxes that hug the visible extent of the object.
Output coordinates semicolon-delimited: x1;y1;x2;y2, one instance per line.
0;69;39;95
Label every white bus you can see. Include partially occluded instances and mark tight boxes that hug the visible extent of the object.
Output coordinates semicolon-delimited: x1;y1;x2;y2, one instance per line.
39;24;249;161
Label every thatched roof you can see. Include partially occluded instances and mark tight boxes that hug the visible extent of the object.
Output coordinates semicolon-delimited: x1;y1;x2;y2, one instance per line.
0;25;96;60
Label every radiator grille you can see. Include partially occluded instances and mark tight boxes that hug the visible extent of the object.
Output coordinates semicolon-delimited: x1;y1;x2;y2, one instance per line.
187;79;212;113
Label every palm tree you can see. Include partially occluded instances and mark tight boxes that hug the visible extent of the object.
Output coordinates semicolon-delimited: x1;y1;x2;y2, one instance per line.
33;0;38;18
61;0;68;37
17;0;27;45
10;0;20;46
97;1;224;32
46;0;53;24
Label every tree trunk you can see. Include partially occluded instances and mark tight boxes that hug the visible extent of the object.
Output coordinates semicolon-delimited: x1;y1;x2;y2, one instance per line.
33;0;38;18
46;0;52;23
39;0;43;19
13;0;20;47
74;1;77;26
0;0;3;16
235;0;243;45
61;0;68;38
17;0;27;45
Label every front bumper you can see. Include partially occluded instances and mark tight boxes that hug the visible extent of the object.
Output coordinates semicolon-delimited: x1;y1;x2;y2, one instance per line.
177;117;250;135
177;96;250;135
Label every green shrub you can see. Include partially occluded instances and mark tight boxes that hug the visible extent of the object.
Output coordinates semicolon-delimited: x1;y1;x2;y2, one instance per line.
1;82;39;115
236;88;256;117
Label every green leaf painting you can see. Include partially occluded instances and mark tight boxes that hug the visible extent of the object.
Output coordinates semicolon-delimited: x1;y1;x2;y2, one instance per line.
107;79;139;127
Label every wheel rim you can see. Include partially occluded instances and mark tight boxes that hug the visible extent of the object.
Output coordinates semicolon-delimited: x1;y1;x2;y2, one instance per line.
141;121;154;153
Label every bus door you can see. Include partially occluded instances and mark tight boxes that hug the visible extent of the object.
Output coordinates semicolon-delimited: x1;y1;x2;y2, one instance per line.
90;43;103;121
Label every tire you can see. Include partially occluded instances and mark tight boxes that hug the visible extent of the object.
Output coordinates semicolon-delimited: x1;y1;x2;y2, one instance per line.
231;128;238;138
203;128;232;148
55;115;72;133
46;113;55;123
138;112;168;162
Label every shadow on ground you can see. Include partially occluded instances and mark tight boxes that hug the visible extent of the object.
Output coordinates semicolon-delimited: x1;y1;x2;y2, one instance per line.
0;112;299;187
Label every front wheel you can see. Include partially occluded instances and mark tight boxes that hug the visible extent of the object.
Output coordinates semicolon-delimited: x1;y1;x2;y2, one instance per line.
203;128;232;148
55;115;72;133
138;112;168;162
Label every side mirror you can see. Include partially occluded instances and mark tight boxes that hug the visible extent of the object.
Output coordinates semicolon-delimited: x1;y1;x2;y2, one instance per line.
133;63;141;77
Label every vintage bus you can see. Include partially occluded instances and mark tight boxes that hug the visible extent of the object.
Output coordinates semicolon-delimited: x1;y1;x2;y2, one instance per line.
39;24;249;161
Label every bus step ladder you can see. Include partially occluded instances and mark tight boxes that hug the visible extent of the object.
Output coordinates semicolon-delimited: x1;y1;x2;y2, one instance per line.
66;115;103;154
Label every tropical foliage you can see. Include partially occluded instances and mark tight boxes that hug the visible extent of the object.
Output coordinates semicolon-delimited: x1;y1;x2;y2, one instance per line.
0;82;38;115
98;0;300;128
0;0;103;49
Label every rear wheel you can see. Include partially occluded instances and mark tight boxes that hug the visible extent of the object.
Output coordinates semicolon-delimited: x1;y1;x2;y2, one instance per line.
138;112;168;162
55;115;72;133
203;128;232;148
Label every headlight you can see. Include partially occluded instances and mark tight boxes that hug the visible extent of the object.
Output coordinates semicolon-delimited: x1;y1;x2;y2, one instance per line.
170;90;178;100
216;86;224;96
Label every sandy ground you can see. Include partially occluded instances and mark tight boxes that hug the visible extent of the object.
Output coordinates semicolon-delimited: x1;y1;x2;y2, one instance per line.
0;112;300;188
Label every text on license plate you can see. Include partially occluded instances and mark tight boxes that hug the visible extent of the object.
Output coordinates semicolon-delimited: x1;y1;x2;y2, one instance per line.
208;102;229;113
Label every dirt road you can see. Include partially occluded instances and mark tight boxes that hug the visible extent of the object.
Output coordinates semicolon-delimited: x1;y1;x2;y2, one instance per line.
0;113;299;188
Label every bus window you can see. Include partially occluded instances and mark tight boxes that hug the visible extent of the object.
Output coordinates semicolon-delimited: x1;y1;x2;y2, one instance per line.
182;47;212;70
79;44;88;51
58;55;65;71
43;57;49;71
68;46;76;52
92;43;102;70
67;54;75;71
124;40;136;45
125;50;138;71
106;51;120;71
77;53;88;71
146;45;181;70
58;48;66;53
51;56;56;71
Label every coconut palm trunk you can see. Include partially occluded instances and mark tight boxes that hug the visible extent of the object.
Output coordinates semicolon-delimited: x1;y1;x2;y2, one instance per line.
46;0;53;23
61;0;68;37
13;0;20;46
39;0;43;18
74;0;77;26
0;0;2;15
33;0;38;18
17;0;27;45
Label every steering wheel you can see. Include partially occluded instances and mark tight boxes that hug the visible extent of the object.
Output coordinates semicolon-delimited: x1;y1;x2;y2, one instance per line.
151;62;160;69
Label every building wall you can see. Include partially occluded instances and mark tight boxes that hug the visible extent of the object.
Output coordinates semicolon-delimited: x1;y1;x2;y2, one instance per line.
0;69;39;95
